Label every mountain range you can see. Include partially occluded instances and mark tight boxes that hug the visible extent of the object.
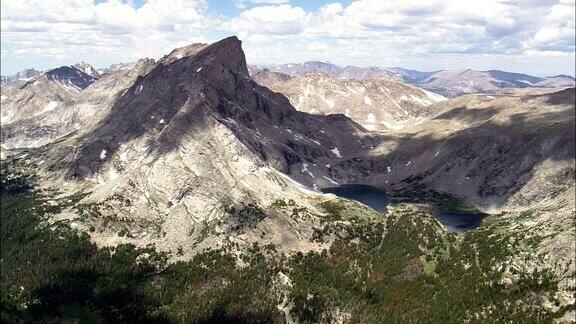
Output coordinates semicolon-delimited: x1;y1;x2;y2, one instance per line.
250;67;446;130
5;60;574;100
265;61;576;97
1;37;574;322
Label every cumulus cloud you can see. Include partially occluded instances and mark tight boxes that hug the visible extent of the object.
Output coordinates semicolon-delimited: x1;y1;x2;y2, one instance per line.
1;0;213;72
226;4;308;36
529;0;575;51
1;0;574;76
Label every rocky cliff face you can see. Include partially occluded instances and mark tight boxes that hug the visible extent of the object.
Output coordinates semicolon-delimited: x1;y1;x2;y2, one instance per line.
1;37;375;256
73;61;100;79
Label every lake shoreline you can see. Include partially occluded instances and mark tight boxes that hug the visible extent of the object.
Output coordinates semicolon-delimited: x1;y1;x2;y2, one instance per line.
322;184;487;233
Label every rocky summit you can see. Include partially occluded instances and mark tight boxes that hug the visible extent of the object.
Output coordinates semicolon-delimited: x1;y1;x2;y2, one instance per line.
1;37;575;323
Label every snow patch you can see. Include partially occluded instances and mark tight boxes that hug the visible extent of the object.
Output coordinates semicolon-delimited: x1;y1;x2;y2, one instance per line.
422;89;447;102
135;84;143;94
324;98;335;108
517;79;534;86
331;147;341;158
100;149;107;160
364;96;372;106
43;101;59;113
159;119;165;124
409;95;432;106
196;67;202;72
108;167;119;181
322;176;339;185
223;118;239;127
301;163;314;178
366;113;376;123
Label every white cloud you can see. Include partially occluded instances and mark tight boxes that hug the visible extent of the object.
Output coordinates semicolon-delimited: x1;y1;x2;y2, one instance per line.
226;4;308;36
529;0;575;51
1;0;574;76
1;0;213;72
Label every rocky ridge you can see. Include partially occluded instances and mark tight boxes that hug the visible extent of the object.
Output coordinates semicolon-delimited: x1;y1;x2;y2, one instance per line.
251;68;446;131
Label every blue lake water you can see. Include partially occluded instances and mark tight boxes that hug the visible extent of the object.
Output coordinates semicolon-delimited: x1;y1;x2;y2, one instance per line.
322;185;485;233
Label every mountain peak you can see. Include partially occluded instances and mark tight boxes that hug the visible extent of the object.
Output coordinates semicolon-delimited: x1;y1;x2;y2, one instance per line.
160;36;248;77
73;61;100;78
45;66;96;90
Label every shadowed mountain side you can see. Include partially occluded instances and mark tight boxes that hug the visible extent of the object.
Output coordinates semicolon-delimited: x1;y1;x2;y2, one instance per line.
40;37;374;180
327;89;575;209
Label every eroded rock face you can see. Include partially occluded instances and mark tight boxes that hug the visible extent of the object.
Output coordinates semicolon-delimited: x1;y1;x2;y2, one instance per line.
0;37;375;255
72;61;100;79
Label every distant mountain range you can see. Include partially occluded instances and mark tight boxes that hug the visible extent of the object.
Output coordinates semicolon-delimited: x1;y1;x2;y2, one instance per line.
250;67;446;131
1;68;42;87
264;62;575;97
0;62;136;89
5;61;573;99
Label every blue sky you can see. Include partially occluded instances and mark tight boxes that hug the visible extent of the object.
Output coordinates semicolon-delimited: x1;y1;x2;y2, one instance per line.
1;0;575;76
